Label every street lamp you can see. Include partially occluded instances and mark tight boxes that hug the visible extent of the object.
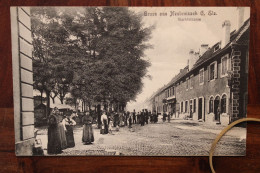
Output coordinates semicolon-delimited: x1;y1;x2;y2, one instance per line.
227;70;234;123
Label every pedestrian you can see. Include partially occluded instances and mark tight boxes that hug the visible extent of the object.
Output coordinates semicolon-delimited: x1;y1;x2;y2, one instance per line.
63;111;76;148
128;112;133;128
47;109;62;154
82;112;94;145
145;109;149;124
152;111;156;123
101;111;108;134
114;112;120;131
108;116;113;134
133;109;136;124
163;111;167;122
167;112;171;123
55;108;67;150
137;112;140;124
140;110;145;126
119;112;124;127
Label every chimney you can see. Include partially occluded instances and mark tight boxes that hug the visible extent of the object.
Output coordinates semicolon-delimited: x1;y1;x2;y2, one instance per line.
188;49;199;71
200;44;209;56
221;20;231;49
236;7;244;31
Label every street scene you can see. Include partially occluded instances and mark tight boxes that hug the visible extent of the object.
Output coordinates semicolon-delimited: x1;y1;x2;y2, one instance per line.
11;7;250;156
36;116;246;156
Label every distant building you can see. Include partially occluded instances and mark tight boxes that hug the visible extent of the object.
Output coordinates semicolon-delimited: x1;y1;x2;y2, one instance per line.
150;8;249;125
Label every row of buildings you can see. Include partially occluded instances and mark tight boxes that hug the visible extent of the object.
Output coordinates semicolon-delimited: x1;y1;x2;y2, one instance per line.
150;8;249;126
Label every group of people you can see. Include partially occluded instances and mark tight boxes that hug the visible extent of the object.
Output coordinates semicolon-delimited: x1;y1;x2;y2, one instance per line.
105;109;159;128
163;111;172;123
47;107;94;154
47;107;166;154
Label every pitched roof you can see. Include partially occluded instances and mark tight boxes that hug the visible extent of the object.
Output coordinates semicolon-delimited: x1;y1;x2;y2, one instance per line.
151;18;250;98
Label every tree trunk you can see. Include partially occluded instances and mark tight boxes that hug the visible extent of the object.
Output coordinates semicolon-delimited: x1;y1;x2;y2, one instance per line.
46;91;51;118
97;104;101;129
60;96;64;104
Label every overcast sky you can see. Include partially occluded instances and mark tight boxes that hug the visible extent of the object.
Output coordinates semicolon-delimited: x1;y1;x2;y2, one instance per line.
126;7;250;111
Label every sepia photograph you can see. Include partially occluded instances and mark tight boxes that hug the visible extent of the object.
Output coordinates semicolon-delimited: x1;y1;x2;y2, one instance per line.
11;6;250;156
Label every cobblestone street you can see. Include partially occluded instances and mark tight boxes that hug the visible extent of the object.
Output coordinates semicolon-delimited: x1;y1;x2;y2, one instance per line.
37;118;246;156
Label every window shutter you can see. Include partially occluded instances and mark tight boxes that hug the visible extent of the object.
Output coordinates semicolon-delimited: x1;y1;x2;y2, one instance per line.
214;61;218;79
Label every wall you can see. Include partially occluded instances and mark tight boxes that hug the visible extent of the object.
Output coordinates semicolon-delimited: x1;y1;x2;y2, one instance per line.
176;50;232;125
11;7;34;156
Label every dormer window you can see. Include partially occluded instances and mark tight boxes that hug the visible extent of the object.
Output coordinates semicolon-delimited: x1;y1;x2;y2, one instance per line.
214;43;220;52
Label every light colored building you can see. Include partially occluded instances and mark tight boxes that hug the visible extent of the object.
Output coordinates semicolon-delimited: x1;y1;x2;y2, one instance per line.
150;8;249;126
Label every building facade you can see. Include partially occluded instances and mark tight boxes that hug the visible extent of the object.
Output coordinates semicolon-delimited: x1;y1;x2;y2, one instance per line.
150;8;249;126
11;7;35;155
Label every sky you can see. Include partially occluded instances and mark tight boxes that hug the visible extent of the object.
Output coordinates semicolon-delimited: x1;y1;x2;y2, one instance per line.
126;7;250;111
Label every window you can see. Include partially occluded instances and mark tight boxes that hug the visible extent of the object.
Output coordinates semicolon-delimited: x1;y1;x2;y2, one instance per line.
209;96;214;113
193;99;196;112
199;69;204;84
190;100;193;112
185;101;188;113
214;43;220;52
221;95;227;113
209;61;217;81
181;102;183;112
221;55;228;77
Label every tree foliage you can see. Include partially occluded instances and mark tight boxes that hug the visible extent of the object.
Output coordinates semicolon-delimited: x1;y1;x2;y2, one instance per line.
31;7;153;113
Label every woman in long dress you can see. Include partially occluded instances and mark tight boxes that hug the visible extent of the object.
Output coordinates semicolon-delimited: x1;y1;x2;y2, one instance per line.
82;112;94;144
56;109;67;150
100;111;108;134
63;111;76;148
47;112;62;154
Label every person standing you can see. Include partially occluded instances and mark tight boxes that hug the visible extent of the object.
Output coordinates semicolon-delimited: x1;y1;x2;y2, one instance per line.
137;112;140;124
145;109;149;124
82;112;94;144
163;111;167;122
47;110;62;154
55;108;67;150
63;111;76;148
133;110;136;124
114;112;120;131
140;110;145;126
128;112;133;128
101;111;108;134
108;115;113;134
167;112;171;123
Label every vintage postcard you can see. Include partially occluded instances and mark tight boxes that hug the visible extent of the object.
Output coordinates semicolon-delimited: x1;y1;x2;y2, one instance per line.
11;7;250;156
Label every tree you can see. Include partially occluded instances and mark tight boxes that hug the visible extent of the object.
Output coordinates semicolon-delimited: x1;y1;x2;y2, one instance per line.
31;7;153;120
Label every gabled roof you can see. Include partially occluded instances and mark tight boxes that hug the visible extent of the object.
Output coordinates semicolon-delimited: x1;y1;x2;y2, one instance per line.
191;18;250;72
151;18;250;99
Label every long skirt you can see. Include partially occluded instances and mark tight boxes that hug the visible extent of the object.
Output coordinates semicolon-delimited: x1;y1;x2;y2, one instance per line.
82;124;94;143
65;125;75;148
100;119;108;134
47;125;62;154
58;123;67;149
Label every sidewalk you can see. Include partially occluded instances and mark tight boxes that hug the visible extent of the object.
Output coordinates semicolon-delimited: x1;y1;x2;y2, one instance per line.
172;119;246;141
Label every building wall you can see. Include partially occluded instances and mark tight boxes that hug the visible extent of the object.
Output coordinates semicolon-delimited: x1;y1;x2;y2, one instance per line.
11;7;34;156
154;91;166;114
176;50;232;125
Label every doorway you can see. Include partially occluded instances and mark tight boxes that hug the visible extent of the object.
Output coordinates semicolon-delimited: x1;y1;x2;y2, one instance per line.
198;98;203;120
214;96;220;121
